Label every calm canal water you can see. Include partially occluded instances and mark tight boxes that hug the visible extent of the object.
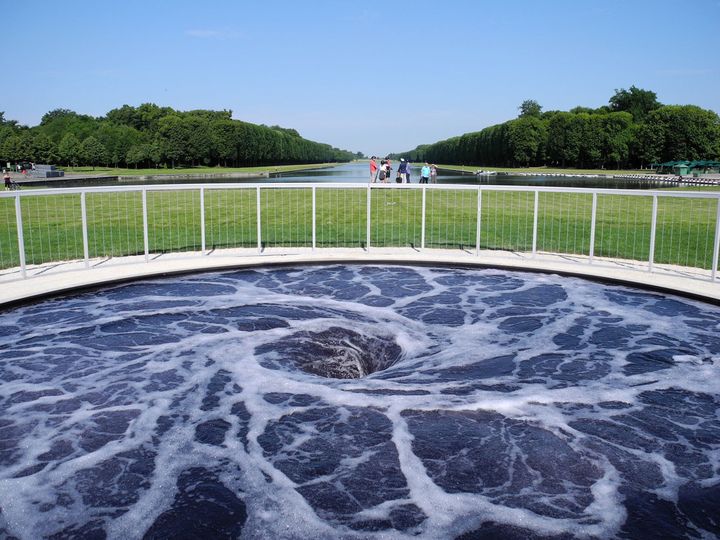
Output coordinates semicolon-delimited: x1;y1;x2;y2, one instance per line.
271;162;666;189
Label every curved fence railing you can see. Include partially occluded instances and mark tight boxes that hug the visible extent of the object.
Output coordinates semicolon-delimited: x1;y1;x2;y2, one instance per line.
1;183;720;282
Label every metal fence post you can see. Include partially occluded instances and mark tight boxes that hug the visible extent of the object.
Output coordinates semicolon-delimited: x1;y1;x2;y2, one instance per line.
421;186;426;250
648;195;658;272
532;191;539;258
366;185;371;252
257;186;262;254
589;192;597;264
200;187;206;255
14;193;26;278
142;188;149;263
475;187;482;256
312;186;316;252
712;197;720;281
81;192;89;268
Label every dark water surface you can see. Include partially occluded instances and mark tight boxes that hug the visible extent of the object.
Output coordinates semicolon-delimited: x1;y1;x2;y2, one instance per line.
1;265;719;539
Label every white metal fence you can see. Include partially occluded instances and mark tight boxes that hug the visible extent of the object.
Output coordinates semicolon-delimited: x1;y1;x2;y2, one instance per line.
2;183;720;282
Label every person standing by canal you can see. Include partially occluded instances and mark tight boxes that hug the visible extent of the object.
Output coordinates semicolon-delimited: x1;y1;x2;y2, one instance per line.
398;159;408;183
369;156;378;183
384;158;392;184
430;164;438;184
420;162;431;184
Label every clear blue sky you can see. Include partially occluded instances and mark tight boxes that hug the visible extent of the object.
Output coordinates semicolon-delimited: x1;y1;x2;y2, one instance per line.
2;0;719;157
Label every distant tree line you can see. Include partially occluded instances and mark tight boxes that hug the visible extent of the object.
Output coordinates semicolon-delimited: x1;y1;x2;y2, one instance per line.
0;104;360;169
394;87;720;169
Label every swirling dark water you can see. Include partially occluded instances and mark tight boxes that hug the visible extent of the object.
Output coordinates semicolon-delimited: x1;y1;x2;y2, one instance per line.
0;265;719;539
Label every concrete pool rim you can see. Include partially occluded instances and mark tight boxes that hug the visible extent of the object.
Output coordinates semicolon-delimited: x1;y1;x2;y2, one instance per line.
2;249;720;309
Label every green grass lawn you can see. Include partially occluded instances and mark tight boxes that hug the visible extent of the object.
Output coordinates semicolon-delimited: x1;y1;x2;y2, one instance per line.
1;186;717;272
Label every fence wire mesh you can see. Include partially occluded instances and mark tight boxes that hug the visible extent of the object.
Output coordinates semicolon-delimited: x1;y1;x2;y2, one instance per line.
261;188;313;248
1;185;719;279
425;188;477;250
86;192;144;259
147;190;202;255
538;192;593;256
594;194;653;263
482;190;535;252
656;196;716;270
21;194;83;265
0;198;19;269
370;188;422;248
205;189;257;250
316;188;366;248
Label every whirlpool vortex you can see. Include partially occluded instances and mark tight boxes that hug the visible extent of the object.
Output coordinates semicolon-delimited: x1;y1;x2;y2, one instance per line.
0;265;719;539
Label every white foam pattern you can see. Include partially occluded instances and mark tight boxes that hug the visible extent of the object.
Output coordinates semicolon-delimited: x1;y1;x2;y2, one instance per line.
0;265;719;539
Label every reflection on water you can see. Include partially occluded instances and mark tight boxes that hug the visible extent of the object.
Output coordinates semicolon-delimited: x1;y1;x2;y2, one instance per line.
33;162;668;189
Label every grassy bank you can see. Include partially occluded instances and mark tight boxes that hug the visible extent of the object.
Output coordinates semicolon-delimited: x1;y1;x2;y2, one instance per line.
61;163;340;177
435;165;652;176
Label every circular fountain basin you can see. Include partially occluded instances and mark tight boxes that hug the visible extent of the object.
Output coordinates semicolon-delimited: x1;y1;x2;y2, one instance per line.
0;265;718;539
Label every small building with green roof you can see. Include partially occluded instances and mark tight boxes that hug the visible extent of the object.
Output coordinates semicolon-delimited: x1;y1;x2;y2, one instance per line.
652;160;720;176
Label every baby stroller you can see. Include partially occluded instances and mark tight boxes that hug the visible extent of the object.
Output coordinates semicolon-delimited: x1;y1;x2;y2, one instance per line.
4;175;20;191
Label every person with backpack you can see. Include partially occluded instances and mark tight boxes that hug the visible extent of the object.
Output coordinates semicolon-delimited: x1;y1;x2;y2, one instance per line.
398;159;408;183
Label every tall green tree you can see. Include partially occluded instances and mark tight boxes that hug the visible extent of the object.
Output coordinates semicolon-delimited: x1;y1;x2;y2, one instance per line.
518;99;543;118
508;117;546;166
96;122;143;167
663;106;718;160
58;133;82;167
546;112;581;167
1;135;26;163
578;114;604;167
209;119;236;166
609;86;660;123
125;144;147;168
157;115;188;168
147;137;166;167
30;133;58;164
635;122;663;165
106;103;174;132
185;116;212;166
600;112;633;169
80;136;108;169
40;109;98;143
0;112;22;158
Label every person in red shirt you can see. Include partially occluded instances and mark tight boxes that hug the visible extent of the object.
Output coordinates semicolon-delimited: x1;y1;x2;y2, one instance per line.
369;156;378;183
